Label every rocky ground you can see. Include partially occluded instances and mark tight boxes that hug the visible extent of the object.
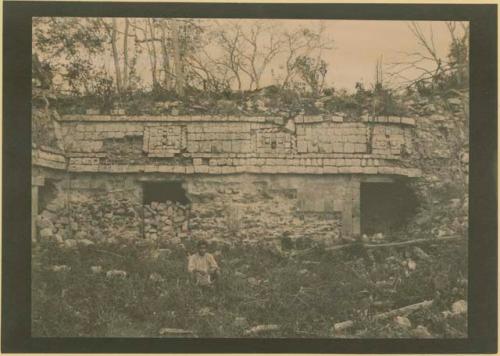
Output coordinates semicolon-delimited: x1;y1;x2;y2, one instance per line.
32;231;467;338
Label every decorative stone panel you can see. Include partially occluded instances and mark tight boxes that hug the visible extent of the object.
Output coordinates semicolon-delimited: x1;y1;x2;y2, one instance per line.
144;125;187;157
254;128;295;154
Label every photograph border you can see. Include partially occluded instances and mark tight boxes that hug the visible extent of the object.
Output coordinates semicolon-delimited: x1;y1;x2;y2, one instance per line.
2;1;498;353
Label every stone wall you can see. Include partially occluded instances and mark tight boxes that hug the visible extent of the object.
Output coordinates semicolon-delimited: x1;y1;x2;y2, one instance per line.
59;114;419;177
32;113;422;243
33;173;369;247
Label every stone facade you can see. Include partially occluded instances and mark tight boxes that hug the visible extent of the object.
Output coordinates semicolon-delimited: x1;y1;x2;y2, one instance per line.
58;114;419;177
32;113;421;244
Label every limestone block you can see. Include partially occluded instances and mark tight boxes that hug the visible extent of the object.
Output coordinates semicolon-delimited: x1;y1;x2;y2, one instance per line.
275;166;288;174
295;166;308;174
172;166;186;174
378;167;393;174
208;166;222;174
194;165;209;174
308;143;319;153
143;165;156;172
231;141;242;153
294;116;304;123
333;143;344;152
297;141;307;153
344;143;355;153
323;166;339;174
187;141;199;153
401;117;416;125
354;144;365;153
259;166;274;174
311;167;323;174
222;141;232;152
157;166;173;173
246;166;261;173
322;143;333;153
363;166;378;174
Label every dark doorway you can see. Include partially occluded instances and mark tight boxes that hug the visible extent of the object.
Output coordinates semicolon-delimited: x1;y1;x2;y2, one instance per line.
142;181;190;205
361;180;418;236
38;179;58;213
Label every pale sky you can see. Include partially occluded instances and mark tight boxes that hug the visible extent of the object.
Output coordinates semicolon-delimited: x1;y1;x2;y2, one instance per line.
40;18;466;92
206;19;463;90
325;20;461;90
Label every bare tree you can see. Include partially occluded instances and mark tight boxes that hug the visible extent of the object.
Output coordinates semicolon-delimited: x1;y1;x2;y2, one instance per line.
122;18;130;91
213;23;245;91
171;20;185;96
110;18;123;93
387;21;469;91
159;21;173;90
375;55;384;88
280;24;333;90
235;22;284;90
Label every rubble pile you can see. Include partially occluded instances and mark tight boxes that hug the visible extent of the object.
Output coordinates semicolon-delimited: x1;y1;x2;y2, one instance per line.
143;201;190;242
68;194;142;242
36;192;142;245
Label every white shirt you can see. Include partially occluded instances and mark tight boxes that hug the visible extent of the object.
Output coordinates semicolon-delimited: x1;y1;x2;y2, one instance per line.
187;252;219;274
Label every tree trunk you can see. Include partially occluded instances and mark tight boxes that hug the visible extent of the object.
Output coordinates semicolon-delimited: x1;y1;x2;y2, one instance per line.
160;23;171;90
111;18;122;94
122;18;129;91
172;20;185;97
147;19;159;91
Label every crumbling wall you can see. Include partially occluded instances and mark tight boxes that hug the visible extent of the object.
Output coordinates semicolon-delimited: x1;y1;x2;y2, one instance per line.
401;96;469;239
35;173;363;247
35;174;142;244
185;175;348;247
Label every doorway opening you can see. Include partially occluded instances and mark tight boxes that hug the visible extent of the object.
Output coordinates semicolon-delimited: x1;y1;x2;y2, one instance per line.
142;181;190;205
38;179;58;213
360;180;418;236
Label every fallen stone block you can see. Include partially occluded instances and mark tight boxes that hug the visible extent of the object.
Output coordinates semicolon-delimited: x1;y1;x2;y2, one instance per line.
394;316;412;329
90;266;102;274
159;328;195;336
106;270;128;278
451;300;467;315
411;325;432;338
243;324;280;336
50;265;71;272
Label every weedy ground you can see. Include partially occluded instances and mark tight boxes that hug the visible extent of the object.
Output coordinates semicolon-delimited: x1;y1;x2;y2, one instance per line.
32;238;467;338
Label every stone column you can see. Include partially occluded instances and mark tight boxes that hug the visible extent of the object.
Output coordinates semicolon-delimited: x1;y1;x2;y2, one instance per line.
341;177;361;238
351;178;361;236
32;176;45;242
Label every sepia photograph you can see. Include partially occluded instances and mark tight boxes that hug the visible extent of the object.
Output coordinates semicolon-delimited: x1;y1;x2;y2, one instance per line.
29;16;472;339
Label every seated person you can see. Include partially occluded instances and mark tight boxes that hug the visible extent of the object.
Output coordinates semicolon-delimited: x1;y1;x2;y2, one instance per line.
188;240;220;286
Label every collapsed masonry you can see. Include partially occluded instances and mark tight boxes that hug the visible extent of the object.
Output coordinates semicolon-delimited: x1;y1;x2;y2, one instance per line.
32;111;422;247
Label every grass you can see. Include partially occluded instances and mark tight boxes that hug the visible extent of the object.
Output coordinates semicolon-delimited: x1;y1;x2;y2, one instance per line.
32;237;467;338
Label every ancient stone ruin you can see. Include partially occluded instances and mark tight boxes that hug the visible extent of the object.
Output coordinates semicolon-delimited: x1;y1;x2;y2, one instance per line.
32;111;421;247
